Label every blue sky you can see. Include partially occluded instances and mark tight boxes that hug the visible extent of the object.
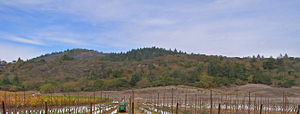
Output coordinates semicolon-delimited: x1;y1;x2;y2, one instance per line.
0;0;300;61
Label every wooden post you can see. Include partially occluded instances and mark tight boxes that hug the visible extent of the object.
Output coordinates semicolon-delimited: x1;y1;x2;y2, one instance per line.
195;94;197;114
8;92;10;113
268;97;270;114
225;93;227;112
132;102;134;114
243;95;246;113
264;97;268;114
200;97;202;113
129;97;132;113
163;89;166;108
235;92;238;113
248;92;251;114
221;94;223;112
254;94;257;114
94;91;96;112
14;92;16;114
2;101;5;114
260;104;263;114
77;92;79;114
158;93;160;107
176;103;179;114
172;88;174;113
297;105;299;114
218;103;221;114
45;102;48;114
210;90;213;114
90;103;92;114
185;93;187;111
132;90;134;114
284;92;287;114
23;89;26;113
282;92;284;114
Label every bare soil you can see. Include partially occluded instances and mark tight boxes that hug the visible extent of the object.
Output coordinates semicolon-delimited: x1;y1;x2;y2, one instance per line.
48;84;300;104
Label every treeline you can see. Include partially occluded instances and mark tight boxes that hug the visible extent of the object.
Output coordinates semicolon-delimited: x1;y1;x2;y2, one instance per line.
0;47;299;93
104;47;185;61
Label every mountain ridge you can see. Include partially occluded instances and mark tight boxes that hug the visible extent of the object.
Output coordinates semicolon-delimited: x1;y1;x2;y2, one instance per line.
0;47;299;93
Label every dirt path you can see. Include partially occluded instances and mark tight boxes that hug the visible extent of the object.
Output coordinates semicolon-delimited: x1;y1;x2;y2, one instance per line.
118;108;144;114
110;104;145;114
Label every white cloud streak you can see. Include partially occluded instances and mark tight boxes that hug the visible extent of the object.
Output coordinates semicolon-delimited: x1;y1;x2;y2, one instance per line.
0;32;44;45
9;36;44;45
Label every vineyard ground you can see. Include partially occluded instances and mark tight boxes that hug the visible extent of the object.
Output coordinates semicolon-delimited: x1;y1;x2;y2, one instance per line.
46;84;300;102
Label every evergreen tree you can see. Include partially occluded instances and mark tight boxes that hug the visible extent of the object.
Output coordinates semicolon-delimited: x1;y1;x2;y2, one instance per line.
130;73;141;86
1;74;11;85
12;75;20;85
263;58;275;70
147;72;155;82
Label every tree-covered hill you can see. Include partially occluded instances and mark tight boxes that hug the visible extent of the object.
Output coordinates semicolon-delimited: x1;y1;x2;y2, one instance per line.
0;47;299;93
104;47;184;61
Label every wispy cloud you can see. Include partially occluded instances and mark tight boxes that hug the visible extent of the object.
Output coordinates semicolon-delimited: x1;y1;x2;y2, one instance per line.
0;32;44;45
10;36;44;45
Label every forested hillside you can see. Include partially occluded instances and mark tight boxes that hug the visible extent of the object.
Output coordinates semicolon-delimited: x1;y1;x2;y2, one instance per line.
0;47;299;93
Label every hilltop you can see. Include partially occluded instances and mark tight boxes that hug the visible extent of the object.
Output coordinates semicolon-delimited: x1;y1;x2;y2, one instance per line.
0;47;299;93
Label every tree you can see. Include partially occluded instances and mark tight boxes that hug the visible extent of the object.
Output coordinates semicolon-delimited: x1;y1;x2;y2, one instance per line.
284;53;288;58
257;54;261;59
1;74;11;85
94;79;104;90
16;58;24;68
147;72;155;82
263;58;275;70
252;73;272;85
0;60;7;65
12;75;20;85
130;73;141;86
102;68;112;78
276;58;284;66
250;56;256;63
279;80;294;88
207;60;222;77
172;70;183;78
232;63;247;80
222;60;233;78
112;69;123;78
188;71;198;83
61;55;74;61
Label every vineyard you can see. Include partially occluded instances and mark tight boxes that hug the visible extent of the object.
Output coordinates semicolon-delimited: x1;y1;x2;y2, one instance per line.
0;91;110;113
0;87;300;114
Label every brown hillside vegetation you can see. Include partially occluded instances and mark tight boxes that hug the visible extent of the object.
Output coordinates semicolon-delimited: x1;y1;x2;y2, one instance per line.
0;47;299;92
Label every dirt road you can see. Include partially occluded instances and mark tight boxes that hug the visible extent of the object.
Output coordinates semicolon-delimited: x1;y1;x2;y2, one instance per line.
109;104;145;114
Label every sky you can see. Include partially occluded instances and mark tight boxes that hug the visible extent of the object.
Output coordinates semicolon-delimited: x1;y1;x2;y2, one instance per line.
0;0;300;61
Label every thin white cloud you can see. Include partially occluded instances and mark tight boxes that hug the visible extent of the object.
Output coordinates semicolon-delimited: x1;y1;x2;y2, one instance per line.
0;33;44;45
32;31;92;46
10;36;44;45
